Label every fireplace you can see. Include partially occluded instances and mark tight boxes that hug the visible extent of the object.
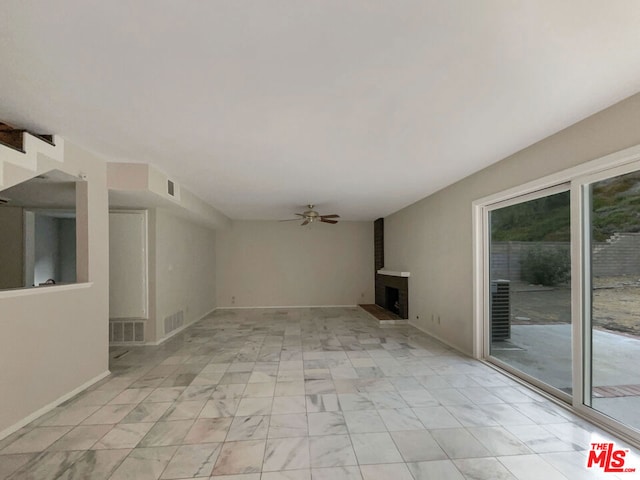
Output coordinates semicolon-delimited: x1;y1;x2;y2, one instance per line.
375;273;408;318
385;287;400;315
373;218;409;319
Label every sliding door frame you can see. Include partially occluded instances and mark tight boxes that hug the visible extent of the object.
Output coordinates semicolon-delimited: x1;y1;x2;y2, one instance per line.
472;143;640;445
572;161;640;443
482;183;572;402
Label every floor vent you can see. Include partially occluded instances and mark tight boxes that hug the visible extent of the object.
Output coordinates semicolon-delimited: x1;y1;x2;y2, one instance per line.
164;310;185;335
110;320;145;344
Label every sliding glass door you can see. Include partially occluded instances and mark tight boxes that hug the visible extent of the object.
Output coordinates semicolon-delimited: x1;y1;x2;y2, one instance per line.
488;187;572;398
583;168;640;430
480;152;640;440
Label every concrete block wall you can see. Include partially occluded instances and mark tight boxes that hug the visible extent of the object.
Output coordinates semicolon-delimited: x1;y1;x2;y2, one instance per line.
592;233;640;277
491;234;640;281
490;241;569;281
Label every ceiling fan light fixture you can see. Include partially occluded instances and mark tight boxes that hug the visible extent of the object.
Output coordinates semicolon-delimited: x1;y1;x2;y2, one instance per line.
278;204;341;226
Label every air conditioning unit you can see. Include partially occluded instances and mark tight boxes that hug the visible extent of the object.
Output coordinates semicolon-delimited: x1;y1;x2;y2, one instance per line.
491;280;511;340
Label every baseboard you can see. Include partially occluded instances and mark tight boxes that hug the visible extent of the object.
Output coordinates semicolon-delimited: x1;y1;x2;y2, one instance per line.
218;305;358;310
0;369;111;441
109;341;146;347
149;307;218;346
408;320;472;358
149;321;192;346
122;305;359;344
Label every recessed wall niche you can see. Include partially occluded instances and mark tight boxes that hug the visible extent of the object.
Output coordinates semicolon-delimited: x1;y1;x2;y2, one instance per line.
0;170;84;290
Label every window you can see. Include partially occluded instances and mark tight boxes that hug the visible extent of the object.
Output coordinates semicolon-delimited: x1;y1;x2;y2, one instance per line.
0;170;82;290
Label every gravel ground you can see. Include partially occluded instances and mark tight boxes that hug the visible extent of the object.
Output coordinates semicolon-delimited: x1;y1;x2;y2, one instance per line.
506;276;640;337
593;276;640;335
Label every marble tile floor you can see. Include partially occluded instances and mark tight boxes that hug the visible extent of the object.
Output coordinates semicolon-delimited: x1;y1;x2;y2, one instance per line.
1;307;639;480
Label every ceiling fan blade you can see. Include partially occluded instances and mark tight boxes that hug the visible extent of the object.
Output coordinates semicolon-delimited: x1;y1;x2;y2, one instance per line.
295;213;306;217
279;218;302;222
320;218;338;224
301;219;310;226
320;214;340;219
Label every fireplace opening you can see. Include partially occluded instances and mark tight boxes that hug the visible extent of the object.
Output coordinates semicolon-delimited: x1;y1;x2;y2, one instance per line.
385;286;400;315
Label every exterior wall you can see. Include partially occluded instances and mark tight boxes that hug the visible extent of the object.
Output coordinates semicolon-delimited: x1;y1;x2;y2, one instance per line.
385;92;640;354
490;241;570;281
592;233;640;277
491;235;640;281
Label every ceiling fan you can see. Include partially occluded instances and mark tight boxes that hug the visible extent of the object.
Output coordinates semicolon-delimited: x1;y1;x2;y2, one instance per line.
280;205;340;226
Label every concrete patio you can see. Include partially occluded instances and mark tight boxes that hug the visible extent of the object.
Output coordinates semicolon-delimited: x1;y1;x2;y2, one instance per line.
493;324;640;429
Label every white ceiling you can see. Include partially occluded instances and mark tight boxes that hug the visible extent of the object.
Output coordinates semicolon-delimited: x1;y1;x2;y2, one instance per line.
0;169;77;208
1;1;640;220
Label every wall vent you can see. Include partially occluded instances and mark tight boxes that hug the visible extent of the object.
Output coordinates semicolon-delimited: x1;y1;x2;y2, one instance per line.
167;179;175;196
110;319;145;344
164;310;184;335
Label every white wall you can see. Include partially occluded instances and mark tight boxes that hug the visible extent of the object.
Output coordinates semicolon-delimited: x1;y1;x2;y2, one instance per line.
154;208;216;339
385;92;640;355
109;211;148;319
0;142;109;436
216;220;374;308
107;162;231;230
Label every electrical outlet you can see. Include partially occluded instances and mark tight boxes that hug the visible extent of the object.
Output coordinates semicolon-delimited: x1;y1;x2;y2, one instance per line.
231;296;236;304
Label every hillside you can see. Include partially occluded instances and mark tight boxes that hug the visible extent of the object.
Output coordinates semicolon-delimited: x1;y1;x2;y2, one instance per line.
491;171;640;242
591;171;640;241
